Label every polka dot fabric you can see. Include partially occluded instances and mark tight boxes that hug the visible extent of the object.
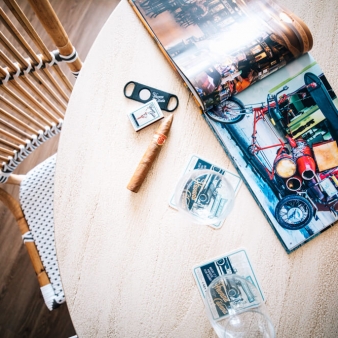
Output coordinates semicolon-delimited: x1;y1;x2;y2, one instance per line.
19;155;65;308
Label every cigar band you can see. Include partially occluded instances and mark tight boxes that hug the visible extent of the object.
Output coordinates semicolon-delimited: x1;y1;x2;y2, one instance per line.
154;133;167;145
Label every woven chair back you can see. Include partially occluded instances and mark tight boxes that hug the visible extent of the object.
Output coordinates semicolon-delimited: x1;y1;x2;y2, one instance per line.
0;0;82;183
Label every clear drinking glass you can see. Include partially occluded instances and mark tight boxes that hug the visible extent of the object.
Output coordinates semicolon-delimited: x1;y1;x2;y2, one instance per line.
205;275;275;338
174;169;235;225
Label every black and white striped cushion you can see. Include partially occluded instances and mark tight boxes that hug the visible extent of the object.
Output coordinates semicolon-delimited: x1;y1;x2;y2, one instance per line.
19;155;65;309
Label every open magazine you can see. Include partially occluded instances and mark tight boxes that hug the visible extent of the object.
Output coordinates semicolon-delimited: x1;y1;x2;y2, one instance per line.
129;0;338;253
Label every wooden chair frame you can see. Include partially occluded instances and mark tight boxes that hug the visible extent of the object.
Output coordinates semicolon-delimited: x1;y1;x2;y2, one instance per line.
0;0;82;183
0;187;50;288
0;0;82;310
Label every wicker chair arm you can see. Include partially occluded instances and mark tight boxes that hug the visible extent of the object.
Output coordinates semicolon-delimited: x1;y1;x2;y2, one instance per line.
0;187;50;287
6;174;26;185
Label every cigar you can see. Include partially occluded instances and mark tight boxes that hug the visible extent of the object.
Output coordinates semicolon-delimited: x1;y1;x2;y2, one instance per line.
127;114;174;193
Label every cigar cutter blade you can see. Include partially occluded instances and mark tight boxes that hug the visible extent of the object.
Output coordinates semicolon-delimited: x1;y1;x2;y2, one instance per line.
124;81;179;112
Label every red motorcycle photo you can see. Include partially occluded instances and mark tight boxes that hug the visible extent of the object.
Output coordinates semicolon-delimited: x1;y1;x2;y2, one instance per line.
205;72;338;230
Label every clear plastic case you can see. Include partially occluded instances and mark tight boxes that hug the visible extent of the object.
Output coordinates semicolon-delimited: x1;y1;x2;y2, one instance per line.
174;169;235;225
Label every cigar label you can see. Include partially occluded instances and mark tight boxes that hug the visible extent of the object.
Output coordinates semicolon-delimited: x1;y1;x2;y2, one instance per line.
127;114;174;193
153;133;167;145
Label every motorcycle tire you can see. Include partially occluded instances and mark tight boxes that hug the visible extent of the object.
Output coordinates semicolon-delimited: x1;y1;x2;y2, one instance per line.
275;195;313;230
205;97;246;124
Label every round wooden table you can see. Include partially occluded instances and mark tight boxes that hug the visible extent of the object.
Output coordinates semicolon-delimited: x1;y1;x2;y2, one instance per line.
54;1;338;337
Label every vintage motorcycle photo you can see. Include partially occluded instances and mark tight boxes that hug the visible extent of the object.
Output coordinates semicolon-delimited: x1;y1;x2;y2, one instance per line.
205;72;338;231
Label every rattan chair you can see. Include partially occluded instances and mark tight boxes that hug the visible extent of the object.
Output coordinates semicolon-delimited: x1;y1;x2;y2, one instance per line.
0;0;81;310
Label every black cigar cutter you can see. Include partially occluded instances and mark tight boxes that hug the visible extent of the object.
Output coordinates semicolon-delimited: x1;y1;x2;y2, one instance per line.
123;81;179;112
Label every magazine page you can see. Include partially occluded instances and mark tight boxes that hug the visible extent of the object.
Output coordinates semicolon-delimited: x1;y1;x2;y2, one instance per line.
205;53;338;252
129;0;312;111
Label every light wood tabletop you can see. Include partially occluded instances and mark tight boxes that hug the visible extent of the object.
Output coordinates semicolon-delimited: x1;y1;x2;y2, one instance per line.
54;1;338;337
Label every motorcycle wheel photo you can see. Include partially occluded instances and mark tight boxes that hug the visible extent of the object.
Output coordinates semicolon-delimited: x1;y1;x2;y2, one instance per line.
205;97;246;124
275;195;314;230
